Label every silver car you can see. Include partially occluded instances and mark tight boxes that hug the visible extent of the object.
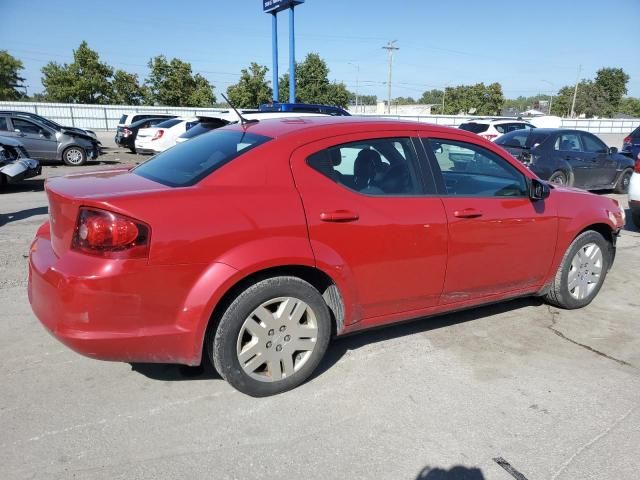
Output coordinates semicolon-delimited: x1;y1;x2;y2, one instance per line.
0;113;100;166
0;135;40;186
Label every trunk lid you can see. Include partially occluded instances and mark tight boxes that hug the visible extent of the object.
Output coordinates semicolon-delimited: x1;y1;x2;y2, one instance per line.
46;168;167;256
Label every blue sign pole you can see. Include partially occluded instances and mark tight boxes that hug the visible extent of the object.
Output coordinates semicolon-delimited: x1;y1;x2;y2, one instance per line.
272;13;279;102
289;6;296;103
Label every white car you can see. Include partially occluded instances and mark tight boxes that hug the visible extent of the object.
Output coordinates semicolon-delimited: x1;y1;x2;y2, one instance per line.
458;119;535;141
629;151;640;228
135;117;198;155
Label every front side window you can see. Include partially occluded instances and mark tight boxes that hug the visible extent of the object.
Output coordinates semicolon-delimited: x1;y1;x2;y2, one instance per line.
426;139;528;197
12;118;45;135
554;133;582;152
133;130;271;187
0;117;9;131
580;133;607;153
307;137;421;196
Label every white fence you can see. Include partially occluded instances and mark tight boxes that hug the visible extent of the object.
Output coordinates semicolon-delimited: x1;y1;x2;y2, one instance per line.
1;101;638;134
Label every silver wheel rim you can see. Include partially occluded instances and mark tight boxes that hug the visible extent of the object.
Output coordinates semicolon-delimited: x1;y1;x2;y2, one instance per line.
236;297;318;383
622;172;631;191
550;173;565;185
65;148;84;165
568;242;603;300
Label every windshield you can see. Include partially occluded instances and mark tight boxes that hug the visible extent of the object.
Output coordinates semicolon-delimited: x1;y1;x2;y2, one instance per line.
459;123;489;133
133;130;271;187
496;130;550;149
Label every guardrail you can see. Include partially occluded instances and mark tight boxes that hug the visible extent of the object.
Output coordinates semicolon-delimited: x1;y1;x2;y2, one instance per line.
1;101;638;133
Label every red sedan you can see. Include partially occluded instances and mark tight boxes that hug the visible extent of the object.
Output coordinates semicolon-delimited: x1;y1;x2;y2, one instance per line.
29;117;625;396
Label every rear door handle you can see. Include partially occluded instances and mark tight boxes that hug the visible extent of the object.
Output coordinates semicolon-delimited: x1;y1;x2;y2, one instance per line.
320;210;359;222
453;208;483;219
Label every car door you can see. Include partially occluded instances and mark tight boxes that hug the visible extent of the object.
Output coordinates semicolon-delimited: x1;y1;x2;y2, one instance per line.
552;132;592;187
421;135;557;303
580;132;617;186
9;117;57;160
290;132;448;324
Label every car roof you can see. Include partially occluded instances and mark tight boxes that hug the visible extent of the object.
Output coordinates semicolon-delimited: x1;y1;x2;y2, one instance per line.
224;115;483;141
461;118;531;125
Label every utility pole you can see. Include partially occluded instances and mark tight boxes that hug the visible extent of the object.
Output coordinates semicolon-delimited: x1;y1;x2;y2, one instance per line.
382;41;399;114
570;64;581;118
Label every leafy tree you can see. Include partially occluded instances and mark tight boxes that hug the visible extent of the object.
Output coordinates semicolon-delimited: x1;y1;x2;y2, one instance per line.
594;67;629;115
278;53;350;108
441;82;504;115
552;81;609;118
41;41;113;104
0;51;26;100
419;89;443;105
226;63;272;108
393;96;416;105
618;97;640;117
145;55;216;107
110;70;145;105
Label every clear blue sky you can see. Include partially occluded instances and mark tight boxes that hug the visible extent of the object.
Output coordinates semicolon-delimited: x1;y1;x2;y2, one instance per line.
1;0;639;100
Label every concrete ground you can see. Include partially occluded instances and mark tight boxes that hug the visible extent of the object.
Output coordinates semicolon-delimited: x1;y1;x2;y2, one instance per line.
1;132;639;480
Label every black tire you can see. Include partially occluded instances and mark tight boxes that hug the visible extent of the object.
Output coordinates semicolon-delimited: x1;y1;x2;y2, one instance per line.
544;230;611;309
548;170;568;186
210;276;332;397
129;147;136;154
613;169;632;194
62;146;87;166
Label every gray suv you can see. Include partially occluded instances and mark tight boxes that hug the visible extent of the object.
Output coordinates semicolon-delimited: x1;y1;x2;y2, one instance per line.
0;113;100;166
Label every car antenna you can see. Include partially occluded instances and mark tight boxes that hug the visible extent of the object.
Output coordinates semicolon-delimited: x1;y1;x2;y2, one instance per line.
221;93;258;126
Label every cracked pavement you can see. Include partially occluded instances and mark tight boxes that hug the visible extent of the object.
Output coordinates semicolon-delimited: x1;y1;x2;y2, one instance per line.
1;132;639;479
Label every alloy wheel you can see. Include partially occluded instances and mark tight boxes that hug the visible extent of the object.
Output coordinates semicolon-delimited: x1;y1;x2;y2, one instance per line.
65;148;84;165
567;242;603;300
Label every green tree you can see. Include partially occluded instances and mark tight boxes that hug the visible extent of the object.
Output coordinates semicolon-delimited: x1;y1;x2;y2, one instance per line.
145;55;216;107
278;53;350;108
110;70;145;105
441;82;504;115
594;67;629;115
0;51;26;100
618;97;640;117
226;63;272;108
552;81;609;118
419;89;443;105
41;41;113;103
393;96;416;105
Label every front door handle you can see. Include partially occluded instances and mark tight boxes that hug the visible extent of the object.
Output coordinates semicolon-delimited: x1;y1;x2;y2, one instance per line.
453;208;483;219
320;210;359;222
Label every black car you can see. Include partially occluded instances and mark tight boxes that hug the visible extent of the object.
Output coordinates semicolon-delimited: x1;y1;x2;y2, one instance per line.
116;117;175;153
496;128;635;193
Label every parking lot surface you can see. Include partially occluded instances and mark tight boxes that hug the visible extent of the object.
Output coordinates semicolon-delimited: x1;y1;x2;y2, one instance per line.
1;133;639;480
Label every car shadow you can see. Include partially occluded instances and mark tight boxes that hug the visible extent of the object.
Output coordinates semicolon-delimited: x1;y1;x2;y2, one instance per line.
130;297;543;384
0;206;49;226
416;465;486;479
0;178;46;193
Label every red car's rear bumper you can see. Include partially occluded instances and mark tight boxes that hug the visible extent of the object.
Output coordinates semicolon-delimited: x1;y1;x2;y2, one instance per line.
28;227;234;366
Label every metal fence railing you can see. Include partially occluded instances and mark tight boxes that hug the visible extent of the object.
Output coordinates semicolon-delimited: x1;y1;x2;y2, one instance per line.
1;101;638;134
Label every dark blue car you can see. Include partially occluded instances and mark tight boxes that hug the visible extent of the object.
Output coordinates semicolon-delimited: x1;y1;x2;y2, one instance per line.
496;128;635;193
259;102;350;116
622;125;640;160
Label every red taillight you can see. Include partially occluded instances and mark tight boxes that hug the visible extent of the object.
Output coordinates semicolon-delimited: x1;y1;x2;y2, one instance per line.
152;129;164;141
481;134;498;141
123;128;132;137
72;208;150;258
623;136;631;145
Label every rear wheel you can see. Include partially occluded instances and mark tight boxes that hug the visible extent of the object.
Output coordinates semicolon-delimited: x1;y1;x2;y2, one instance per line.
129;147;136;154
62;146;87;166
548;170;568;186
613;169;632;194
211;276;332;397
544;230;611;309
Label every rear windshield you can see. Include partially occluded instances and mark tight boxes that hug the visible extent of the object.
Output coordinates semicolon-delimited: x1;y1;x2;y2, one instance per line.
179;120;228;140
459;122;489;133
133;130;271;187
631;126;640;138
155;118;182;129
119;114;128;125
496;130;550;149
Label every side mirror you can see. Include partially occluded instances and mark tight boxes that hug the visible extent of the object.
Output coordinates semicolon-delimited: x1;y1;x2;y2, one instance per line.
529;178;550;201
14;128;21;134
608;146;618;155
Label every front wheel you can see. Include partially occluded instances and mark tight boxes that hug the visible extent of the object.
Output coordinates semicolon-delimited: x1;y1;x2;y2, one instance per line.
211;276;332;397
613;169;632;194
62;146;87;166
544;230;611;309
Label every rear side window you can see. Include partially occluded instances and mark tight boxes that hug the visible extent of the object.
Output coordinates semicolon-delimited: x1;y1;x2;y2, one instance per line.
307;137;422;195
459;123;489;134
0;117;8;131
554;133;582;152
133;130;271;187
